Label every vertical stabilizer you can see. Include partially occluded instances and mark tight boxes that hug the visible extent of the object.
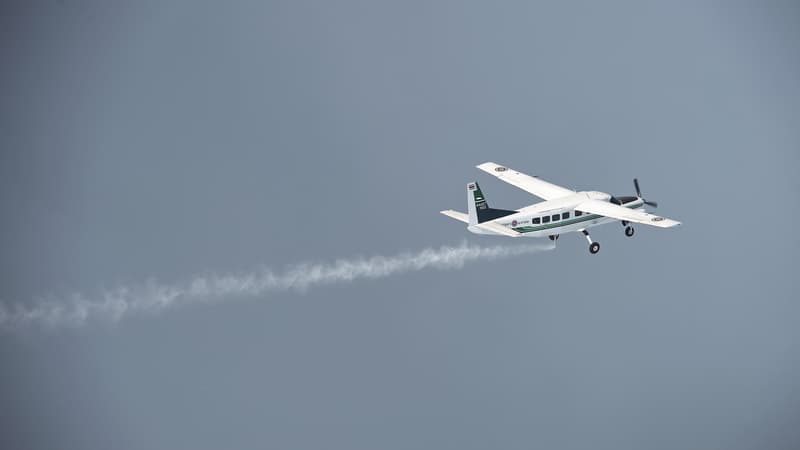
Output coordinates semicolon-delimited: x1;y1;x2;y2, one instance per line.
466;182;482;225
466;181;517;224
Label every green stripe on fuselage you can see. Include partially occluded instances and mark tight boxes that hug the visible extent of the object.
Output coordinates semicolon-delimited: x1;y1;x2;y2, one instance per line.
511;201;643;233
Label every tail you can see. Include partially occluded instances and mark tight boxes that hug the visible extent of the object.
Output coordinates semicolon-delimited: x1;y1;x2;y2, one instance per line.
466;182;517;225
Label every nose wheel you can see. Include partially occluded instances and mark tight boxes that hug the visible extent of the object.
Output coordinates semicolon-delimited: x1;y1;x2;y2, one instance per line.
581;230;600;255
625;226;634;237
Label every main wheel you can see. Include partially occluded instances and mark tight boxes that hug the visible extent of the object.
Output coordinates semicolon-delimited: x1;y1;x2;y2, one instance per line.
625;226;634;237
589;242;600;254
548;234;559;241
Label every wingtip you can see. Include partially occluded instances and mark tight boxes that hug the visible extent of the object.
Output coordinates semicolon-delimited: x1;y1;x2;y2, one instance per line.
477;162;506;174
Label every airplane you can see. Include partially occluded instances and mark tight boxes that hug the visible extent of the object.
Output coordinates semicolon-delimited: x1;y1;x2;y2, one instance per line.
440;162;681;254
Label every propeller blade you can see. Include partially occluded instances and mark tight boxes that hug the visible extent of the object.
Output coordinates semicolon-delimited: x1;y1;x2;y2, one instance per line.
644;200;658;208
634;178;641;198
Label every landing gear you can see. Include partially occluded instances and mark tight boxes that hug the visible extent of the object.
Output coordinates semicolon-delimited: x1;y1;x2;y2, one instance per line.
621;220;634;237
548;234;559;241
581;229;600;255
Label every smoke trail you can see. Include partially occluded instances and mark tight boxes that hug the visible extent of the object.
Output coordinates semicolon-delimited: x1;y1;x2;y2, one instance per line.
0;241;554;330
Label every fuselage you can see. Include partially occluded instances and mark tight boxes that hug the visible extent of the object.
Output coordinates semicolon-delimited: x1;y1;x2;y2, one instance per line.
467;191;645;237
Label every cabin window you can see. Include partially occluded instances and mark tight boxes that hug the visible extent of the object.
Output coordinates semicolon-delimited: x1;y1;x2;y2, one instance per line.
532;217;540;224
575;210;582;217
542;216;550;224
563;212;570;219
552;214;560;221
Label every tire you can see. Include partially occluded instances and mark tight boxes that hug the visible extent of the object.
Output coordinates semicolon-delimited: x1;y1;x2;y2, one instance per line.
625;226;634;237
549;234;559;241
589;242;600;254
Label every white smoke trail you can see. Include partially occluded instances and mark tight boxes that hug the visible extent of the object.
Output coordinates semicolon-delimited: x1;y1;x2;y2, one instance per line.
0;241;554;330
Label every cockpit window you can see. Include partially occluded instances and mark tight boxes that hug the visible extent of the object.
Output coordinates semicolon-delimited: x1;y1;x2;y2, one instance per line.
575;210;582;217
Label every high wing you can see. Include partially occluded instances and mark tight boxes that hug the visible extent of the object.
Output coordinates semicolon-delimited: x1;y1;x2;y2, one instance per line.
476;162;575;200
576;199;682;228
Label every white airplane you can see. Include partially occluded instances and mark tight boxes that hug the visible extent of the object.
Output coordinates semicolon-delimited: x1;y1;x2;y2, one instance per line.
441;162;681;254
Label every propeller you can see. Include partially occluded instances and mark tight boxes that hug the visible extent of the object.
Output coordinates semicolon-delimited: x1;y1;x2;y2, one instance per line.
634;178;658;208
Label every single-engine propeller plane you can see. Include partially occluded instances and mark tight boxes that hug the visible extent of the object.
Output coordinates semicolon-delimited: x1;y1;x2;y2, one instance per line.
441;162;681;254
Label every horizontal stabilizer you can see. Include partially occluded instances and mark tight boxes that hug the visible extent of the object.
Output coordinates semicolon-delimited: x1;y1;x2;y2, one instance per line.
440;209;469;224
475;221;521;237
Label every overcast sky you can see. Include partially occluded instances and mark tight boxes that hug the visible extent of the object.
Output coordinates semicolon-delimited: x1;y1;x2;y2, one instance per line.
1;1;799;449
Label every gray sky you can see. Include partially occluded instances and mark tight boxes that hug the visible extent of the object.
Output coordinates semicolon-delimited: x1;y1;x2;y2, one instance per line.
1;1;799;449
